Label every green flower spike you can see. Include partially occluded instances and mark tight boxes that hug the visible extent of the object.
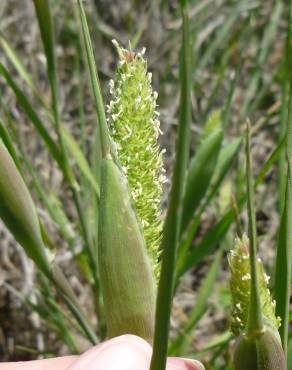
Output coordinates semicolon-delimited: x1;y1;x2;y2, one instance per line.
229;235;285;370
228;234;281;337
229;124;285;370
107;40;166;278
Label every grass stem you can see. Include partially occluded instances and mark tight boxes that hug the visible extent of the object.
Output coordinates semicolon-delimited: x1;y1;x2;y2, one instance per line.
150;1;192;368
245;121;263;335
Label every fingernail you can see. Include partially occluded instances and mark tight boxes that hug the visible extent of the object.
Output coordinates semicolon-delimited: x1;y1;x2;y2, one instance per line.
181;358;205;370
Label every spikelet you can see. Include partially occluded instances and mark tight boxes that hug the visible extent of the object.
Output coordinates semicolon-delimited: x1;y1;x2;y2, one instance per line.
228;234;281;337
107;40;165;278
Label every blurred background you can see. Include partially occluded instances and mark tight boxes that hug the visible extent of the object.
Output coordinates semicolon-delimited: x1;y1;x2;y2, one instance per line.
0;0;288;367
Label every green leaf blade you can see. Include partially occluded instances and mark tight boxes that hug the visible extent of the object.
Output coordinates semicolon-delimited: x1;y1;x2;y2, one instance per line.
181;128;223;234
275;67;292;358
150;1;192;369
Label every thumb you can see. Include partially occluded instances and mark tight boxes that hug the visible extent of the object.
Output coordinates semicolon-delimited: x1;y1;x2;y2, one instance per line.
66;335;204;370
66;335;151;370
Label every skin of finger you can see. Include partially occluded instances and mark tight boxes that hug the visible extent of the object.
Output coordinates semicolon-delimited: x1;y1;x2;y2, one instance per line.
66;335;152;370
0;355;77;370
0;336;117;370
0;335;203;370
66;335;202;370
167;357;204;370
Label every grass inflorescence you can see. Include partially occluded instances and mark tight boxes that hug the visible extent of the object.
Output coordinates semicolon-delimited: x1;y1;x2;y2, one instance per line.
108;40;165;278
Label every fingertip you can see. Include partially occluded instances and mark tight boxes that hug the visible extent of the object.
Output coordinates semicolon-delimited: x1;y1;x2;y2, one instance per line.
167;357;205;370
0;356;77;370
66;334;151;370
114;334;152;354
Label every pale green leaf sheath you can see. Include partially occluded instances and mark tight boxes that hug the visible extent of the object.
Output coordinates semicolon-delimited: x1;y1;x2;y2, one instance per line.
107;41;165;278
229;234;281;338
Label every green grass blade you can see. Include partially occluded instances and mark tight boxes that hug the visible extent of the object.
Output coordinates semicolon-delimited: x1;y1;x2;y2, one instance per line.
0;118;21;171
181;128;222;233
76;54;87;156
0;40;100;197
0;62;62;167
177;206;235;280
19;147;75;246
32;0;55;83
222;65;241;129
176;137;242;275
245;122;263;334
0;129;97;343
275;70;292;358
34;277;80;353
62;128;100;197
3;111;75;245
90;128;102;254
255;136;286;187
0;35;99;195
170;246;224;356
33;0;101;291
0;34;35;91
201;66;228;123
279;0;292;214
32;0;74;185
198;11;237;69
0;57;98;199
192;331;232;359
211;138;242;197
176;134;285;280
150;1;192;369
240;2;283;118
76;0;110;157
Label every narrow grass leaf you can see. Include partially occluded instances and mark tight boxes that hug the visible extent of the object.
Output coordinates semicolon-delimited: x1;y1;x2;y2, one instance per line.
21;149;75;245
31;278;79;353
0;140;96;343
275;70;292;357
0;62;62;167
170;246;224;356
0;118;21;171
212;137;242;194
177;206;235;280
279;0;292;214
62;128;100;197
198;11;237;69
255;136;286;187
181;128;222;233
76;0;110;157
150;1;192;369
240;2;283;118
1;32;89;184
177;134;285;280
0;34;35;91
32;0;55;83
5;110;77;247
1;39;97;195
33;0;75;187
176;137;242;277
34;0;102;291
245;122;263;334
